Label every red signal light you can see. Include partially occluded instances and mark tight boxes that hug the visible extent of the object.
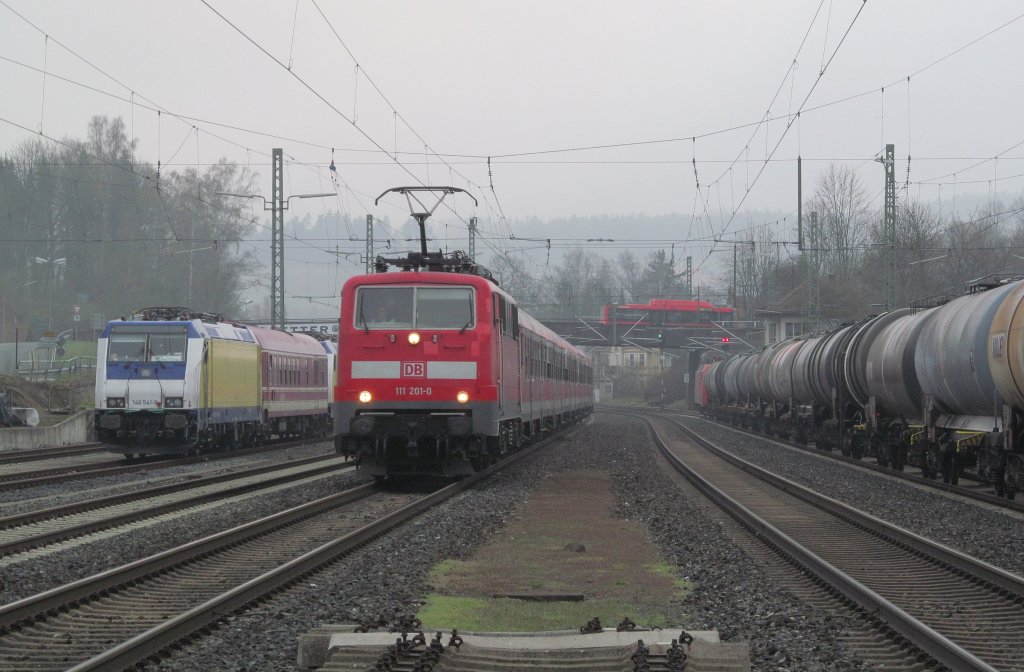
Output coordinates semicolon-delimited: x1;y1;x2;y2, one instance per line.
721;337;730;343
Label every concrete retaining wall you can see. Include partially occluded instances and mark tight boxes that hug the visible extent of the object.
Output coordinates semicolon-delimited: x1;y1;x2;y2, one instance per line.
0;410;90;452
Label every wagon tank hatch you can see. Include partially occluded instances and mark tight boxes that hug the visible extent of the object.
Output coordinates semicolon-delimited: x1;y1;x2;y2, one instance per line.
966;273;1024;295
372;186;497;284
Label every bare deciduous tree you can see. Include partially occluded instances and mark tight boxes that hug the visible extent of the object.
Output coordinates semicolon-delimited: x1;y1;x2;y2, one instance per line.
807;164;870;277
544;248;616;318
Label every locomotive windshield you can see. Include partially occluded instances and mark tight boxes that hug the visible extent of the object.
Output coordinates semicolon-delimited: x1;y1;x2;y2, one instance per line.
355;286;474;330
108;325;188;363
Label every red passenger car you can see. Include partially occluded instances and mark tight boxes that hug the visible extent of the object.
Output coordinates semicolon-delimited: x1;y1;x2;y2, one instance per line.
333;268;593;478
249;326;331;439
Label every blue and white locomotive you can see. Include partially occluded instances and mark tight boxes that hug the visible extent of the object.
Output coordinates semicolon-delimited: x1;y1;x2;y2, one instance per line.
94;307;333;458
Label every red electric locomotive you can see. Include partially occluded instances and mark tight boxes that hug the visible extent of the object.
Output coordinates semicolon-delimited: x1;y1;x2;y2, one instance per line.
332;187;593;478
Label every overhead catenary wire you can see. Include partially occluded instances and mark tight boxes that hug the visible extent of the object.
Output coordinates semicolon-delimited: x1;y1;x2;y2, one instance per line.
695;0;870;274
0;1;370;264
3;0;1019;175
3;9;1022;201
3;1;1023;285
0;113;355;265
201;0;520;265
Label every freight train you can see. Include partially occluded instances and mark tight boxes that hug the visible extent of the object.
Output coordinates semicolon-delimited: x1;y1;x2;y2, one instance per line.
94;307;332;458
696;274;1024;499
333;254;592;479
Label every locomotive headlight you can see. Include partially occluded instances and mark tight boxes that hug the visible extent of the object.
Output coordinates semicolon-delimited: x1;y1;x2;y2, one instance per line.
358;390;372;403
456;391;469;404
106;397;126;408
164;397;184;409
408;332;421;345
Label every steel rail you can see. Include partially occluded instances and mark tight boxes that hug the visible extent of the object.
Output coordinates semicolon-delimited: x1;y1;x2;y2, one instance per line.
631;412;1005;672
621;405;1024;514
0;436;332;490
0;482;380;630
0;422;575;670
0;454;352;556
0;442;104;465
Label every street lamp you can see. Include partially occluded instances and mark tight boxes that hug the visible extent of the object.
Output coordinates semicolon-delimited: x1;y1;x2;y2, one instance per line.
217;189;334;330
33;256;66;332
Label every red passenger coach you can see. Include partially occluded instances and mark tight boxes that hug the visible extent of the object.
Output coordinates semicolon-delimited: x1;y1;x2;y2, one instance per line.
333;266;593;478
248;326;331;438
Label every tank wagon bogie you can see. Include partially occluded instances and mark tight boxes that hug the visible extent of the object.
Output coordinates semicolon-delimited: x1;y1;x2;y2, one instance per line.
94;308;332;458
697;276;1024;498
333;271;593;478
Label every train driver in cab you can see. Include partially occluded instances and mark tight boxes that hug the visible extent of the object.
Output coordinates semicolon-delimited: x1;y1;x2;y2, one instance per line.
373;300;397;326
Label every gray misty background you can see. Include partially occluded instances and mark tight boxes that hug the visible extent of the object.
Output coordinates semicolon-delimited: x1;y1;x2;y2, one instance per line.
1;1;1023;322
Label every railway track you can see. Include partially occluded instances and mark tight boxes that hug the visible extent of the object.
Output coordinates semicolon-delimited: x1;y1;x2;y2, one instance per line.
634;411;1024;672
0;442;105;465
639;405;1024;515
0;455;173;488
0;426;560;671
0;437;333;490
0;453;353;558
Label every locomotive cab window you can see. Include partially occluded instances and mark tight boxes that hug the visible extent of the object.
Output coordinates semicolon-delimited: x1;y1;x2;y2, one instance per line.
355;287;414;329
108;325;188;363
416;287;475;329
355;285;474;330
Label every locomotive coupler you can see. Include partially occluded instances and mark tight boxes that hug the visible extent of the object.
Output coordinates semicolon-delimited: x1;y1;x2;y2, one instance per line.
405;420;427;456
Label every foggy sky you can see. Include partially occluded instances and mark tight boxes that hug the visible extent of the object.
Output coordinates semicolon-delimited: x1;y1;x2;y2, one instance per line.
3;1;1023;314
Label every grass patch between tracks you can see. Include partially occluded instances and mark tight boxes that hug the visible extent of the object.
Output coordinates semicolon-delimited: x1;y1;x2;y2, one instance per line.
417;470;689;632
419;594;677;632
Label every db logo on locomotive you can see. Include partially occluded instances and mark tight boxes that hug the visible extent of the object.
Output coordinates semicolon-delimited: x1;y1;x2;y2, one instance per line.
402;362;426;377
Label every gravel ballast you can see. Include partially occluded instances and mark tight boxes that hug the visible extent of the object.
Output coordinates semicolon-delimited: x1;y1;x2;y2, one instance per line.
125;413;871;672
12;410;1010;670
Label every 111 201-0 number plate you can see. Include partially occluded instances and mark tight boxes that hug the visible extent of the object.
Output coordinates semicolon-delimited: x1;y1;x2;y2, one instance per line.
394;386;433;396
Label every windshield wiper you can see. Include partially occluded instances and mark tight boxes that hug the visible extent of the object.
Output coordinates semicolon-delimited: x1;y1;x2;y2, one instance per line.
358;304;370;333
460;295;474;334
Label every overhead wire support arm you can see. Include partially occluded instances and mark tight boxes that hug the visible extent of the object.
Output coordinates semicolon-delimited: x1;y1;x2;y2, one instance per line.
216;150;333;331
